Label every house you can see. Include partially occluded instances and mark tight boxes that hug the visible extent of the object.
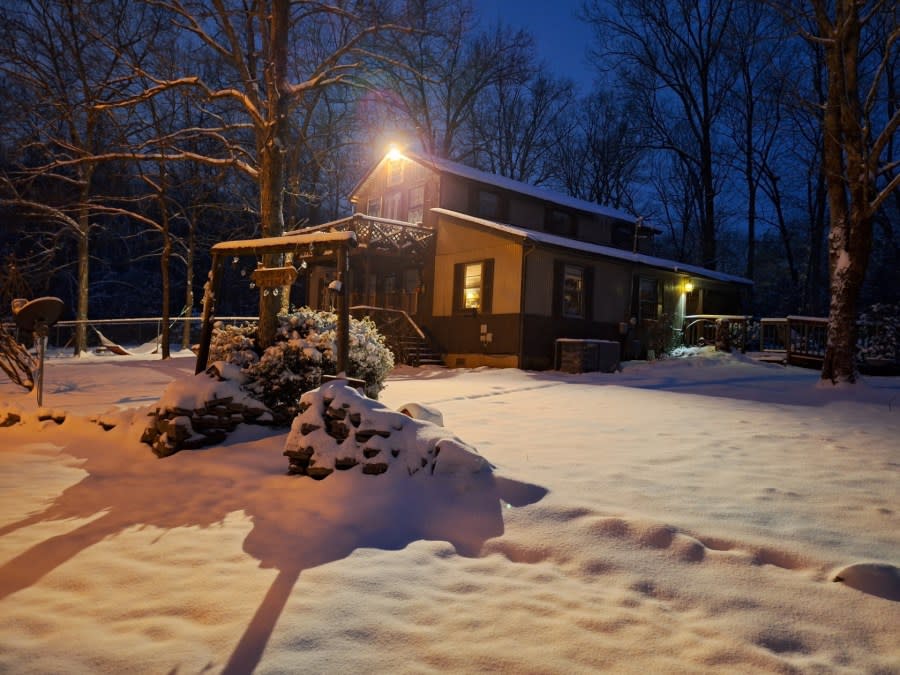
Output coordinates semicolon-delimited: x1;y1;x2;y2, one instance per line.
294;148;751;370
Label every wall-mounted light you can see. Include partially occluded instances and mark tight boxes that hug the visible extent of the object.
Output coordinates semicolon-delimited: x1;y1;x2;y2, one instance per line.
683;279;695;294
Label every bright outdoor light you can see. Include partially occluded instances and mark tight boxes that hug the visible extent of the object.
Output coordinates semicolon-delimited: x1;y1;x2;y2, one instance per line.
684;279;695;293
386;145;403;161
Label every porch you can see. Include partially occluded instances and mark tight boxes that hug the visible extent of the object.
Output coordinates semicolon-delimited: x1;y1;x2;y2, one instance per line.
291;214;434;319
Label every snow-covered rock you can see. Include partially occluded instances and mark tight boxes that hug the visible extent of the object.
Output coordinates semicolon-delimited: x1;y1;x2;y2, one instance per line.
283;381;491;479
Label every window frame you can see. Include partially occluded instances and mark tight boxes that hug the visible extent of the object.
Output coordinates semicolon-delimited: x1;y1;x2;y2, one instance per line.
383;191;402;220
407;185;425;224
638;276;661;321
561;264;585;318
453;259;494;314
366;197;381;217
386;158;404;186
546;208;576;237
475;189;501;220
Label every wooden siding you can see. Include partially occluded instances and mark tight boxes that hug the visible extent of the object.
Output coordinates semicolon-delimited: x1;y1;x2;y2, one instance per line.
523;248;630;322
432;216;523;317
351;155;440;225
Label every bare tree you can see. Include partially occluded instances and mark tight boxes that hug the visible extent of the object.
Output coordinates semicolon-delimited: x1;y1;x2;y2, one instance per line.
467;72;575;185
100;0;430;346
723;2;790;289
373;0;533;161
583;0;739;270
777;1;900;383
549;88;644;212
0;0;157;354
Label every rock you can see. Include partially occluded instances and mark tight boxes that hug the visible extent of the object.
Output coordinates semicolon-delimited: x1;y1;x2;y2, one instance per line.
1;412;22;427
362;462;388;475
283;380;490;480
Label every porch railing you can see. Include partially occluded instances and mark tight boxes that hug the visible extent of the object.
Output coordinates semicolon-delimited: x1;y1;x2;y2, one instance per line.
785;316;828;367
682;314;750;351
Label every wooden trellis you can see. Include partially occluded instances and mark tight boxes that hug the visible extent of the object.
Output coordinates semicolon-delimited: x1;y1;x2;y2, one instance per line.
195;231;357;376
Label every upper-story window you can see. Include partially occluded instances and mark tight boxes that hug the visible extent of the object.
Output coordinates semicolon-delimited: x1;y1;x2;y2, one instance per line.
408;185;424;224
387;158;404;186
546;209;576;237
411;162;427;182
562;265;585;318
476;190;500;219
638;276;661;320
384;192;402;220
366;197;381;217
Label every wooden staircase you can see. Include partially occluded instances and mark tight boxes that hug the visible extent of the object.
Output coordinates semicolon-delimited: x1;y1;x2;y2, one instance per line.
397;335;444;366
350;306;444;367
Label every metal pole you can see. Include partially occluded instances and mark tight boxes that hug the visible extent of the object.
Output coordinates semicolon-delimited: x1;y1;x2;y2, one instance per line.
34;321;47;407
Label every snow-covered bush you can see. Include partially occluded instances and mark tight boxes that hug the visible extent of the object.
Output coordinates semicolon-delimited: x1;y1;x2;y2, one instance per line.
857;303;899;365
208;307;394;419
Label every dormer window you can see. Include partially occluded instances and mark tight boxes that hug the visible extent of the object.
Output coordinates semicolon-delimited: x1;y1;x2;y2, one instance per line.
546;209;576;237
476;190;500;219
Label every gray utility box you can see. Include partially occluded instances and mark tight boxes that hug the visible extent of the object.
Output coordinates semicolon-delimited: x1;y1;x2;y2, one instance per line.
555;339;620;373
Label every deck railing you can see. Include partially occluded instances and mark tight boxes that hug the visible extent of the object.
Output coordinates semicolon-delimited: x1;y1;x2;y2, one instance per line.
682;315;750;351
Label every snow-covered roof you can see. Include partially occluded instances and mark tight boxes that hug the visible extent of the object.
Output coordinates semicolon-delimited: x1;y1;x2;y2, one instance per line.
353;150;637;224
211;231;357;255
432;208;752;286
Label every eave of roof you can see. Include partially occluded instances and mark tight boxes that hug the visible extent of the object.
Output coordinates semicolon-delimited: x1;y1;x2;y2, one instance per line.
432;208;752;286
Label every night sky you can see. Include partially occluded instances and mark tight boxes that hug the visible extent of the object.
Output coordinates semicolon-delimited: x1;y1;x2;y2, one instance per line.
477;0;595;90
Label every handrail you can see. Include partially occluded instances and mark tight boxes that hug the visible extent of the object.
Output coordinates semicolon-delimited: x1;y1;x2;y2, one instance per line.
350;305;425;340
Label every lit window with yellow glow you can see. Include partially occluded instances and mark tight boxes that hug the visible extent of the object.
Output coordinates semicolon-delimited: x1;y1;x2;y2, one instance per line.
463;263;483;310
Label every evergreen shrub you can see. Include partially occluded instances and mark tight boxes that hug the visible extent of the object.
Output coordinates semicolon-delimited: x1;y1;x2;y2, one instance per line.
208;307;394;419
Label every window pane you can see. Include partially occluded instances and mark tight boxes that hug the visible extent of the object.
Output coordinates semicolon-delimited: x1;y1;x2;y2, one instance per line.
562;264;584;317
366;197;381;217
639;277;659;320
477;191;499;219
384;192;401;220
464;262;483;309
387;158;403;186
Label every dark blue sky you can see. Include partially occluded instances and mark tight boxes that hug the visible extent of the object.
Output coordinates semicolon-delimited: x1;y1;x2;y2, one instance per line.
478;0;596;91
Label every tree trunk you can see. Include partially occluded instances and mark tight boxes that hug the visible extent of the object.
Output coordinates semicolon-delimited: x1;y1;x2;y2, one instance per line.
256;0;291;349
74;201;90;356
816;0;874;384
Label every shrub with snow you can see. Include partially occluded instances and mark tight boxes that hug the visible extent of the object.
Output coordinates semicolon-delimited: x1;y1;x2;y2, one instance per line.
857;303;899;365
208;307;394;419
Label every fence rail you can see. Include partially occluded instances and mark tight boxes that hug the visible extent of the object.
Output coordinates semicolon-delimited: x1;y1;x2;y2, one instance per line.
17;316;260;352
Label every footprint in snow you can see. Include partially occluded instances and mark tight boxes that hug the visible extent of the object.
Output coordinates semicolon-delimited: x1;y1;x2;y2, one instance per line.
832;562;900;601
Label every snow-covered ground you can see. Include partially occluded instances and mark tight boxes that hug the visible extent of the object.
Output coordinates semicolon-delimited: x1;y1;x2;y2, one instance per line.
1;347;898;673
